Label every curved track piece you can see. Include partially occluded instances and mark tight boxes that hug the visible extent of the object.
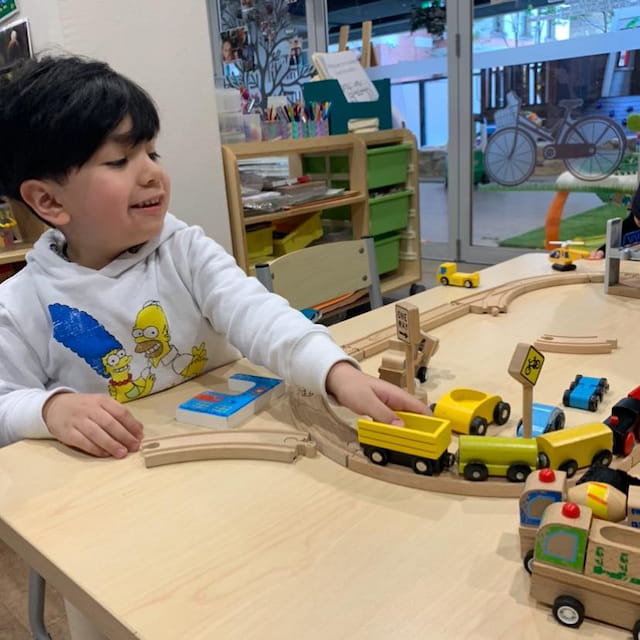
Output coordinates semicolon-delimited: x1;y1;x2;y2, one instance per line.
341;272;604;361
534;334;618;354
141;430;316;468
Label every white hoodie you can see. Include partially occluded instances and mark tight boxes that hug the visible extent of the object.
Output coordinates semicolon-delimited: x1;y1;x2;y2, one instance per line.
0;213;352;446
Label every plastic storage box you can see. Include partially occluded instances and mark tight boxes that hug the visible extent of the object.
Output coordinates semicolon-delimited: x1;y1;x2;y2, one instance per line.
246;223;273;261
375;232;401;274
369;189;412;236
302;143;412;189
273;213;323;256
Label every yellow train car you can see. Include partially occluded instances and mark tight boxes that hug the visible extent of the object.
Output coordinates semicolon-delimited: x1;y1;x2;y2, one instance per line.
536;422;613;478
357;412;453;475
457;435;539;482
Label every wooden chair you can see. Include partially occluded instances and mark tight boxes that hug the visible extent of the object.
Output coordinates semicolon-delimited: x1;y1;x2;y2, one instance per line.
255;236;383;316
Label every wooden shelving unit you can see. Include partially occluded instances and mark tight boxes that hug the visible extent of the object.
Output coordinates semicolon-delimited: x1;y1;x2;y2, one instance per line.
221;129;421;299
0;201;46;268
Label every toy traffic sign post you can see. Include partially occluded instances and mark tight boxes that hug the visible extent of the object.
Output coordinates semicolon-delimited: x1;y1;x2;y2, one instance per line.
508;343;545;439
394;302;422;395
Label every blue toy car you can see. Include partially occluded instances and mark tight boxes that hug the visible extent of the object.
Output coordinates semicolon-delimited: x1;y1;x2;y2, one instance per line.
516;402;565;437
562;375;609;412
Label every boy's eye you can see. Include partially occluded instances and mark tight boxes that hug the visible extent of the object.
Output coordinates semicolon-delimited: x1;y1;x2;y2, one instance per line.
105;157;128;168
148;151;161;161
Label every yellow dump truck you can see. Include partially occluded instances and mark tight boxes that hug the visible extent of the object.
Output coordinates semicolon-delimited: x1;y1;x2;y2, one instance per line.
357;412;453;476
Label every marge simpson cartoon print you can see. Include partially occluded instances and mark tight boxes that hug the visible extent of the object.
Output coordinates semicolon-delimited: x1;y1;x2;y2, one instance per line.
132;300;207;379
49;303;155;402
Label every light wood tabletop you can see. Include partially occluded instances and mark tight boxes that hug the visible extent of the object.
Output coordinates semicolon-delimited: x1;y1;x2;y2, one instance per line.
1;253;639;640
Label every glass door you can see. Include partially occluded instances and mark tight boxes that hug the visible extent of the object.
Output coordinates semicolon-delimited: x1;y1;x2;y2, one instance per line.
458;0;640;264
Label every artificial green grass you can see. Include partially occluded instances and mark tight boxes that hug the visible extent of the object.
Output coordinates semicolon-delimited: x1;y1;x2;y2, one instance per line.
498;202;627;251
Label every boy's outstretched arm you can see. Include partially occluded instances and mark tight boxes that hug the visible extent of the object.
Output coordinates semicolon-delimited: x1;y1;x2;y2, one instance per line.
325;361;428;425
43;392;144;458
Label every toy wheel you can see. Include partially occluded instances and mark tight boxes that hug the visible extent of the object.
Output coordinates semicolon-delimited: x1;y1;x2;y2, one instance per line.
552;595;585;628
559;459;579;478
570;374;582;390
464;462;488;482
515;419;523;437
562;390;571;407
600;378;610;393
633;619;640;640
538;452;550;468
416;366;428;384
470;417;488;436
554;412;566;431
506;463;531;483
444;452;456;470
493;401;511;425
523;549;534;574
592;449;612;467
588;395;599;412
463;280;473;288
440;277;449;286
622;432;635;457
412;457;433;476
367;447;388;466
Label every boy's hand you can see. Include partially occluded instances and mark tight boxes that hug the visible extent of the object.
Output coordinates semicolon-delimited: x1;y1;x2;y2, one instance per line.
588;249;604;260
43;392;144;458
326;361;429;425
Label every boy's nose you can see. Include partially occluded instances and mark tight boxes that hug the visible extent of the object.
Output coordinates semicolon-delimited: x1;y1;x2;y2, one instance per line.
139;157;163;185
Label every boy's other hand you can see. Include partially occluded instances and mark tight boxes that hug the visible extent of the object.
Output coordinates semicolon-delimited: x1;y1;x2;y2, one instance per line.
588;249;604;260
42;392;144;458
326;361;429;425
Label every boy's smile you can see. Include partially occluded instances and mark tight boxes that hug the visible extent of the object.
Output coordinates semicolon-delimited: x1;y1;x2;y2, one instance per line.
27;116;170;270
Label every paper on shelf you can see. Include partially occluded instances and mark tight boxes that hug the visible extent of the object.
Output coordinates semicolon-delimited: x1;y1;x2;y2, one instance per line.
312;50;379;103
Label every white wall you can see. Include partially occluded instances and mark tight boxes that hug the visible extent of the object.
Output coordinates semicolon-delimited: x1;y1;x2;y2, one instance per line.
15;0;231;250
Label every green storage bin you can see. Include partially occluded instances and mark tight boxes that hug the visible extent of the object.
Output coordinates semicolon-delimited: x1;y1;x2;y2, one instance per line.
374;232;401;275
369;189;412;236
305;144;411;189
367;143;412;189
302;156;329;174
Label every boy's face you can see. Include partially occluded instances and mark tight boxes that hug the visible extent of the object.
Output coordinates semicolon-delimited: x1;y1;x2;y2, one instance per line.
47;117;170;268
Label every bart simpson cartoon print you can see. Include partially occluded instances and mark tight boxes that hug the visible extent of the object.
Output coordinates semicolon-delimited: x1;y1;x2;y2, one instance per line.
132;300;207;378
49;304;155;402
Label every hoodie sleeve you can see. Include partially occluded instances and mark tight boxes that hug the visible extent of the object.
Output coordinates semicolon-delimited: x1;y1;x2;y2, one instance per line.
172;225;357;396
0;303;63;446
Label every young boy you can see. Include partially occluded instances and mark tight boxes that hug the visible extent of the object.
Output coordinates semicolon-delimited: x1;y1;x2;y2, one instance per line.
588;185;640;259
0;54;426;457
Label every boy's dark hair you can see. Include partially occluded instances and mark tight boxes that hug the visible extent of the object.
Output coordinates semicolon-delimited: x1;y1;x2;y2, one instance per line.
0;54;160;204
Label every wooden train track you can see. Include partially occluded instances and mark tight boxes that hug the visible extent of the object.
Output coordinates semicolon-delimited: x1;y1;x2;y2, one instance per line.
288;387;640;498
288;269;638;498
141;430;316;468
533;334;618;354
341;271;604;360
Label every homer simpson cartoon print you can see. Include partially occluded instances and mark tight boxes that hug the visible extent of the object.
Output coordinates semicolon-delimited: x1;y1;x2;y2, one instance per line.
49;303;155;402
132;300;207;379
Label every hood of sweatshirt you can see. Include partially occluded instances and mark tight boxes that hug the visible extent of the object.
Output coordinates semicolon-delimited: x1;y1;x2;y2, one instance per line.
26;212;186;278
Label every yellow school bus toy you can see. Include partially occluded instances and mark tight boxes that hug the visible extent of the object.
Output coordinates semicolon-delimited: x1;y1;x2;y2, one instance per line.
536;422;613;478
357;412;454;476
457;435;540;482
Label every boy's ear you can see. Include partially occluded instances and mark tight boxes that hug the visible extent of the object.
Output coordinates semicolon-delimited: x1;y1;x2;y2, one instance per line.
19;179;70;226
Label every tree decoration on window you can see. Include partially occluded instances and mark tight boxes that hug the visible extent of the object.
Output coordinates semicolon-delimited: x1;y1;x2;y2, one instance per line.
409;1;447;39
219;0;313;108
